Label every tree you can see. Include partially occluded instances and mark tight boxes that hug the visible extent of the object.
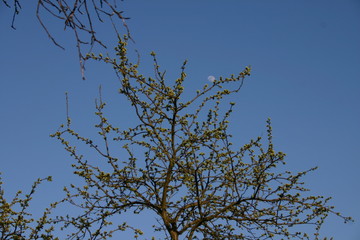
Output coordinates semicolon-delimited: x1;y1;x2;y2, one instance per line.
1;2;353;239
49;35;352;240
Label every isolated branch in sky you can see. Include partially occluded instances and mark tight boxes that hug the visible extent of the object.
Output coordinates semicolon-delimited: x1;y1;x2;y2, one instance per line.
50;35;352;240
2;0;131;79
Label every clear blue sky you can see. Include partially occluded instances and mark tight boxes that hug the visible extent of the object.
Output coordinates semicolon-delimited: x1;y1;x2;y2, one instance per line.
1;0;359;239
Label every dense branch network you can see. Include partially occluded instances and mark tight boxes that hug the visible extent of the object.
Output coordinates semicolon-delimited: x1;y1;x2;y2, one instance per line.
49;36;352;240
1;2;353;239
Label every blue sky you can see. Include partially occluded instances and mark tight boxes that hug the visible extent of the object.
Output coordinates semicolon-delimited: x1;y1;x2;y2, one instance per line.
1;0;360;239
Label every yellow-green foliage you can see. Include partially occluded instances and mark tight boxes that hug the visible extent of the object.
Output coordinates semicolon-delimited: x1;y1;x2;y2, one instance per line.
0;175;56;239
49;35;351;240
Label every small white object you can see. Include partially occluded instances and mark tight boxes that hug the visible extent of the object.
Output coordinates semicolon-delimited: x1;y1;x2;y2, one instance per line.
208;75;216;82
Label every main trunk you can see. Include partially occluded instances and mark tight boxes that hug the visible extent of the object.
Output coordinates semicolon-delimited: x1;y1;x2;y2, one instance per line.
170;230;179;240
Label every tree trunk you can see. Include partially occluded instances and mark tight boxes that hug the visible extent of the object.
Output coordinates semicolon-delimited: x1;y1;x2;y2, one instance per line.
170;230;179;240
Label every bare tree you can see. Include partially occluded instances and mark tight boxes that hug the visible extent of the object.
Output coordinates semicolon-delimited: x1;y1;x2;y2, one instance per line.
2;0;131;79
50;35;352;240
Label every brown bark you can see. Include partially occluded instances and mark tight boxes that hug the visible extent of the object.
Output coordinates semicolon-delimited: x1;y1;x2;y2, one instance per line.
170;230;179;240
